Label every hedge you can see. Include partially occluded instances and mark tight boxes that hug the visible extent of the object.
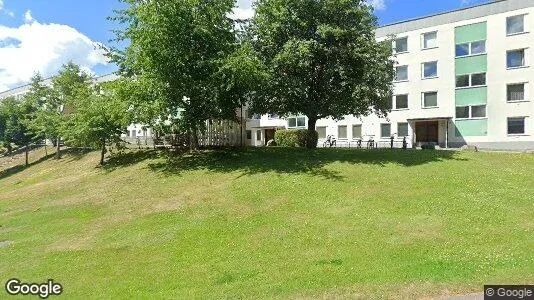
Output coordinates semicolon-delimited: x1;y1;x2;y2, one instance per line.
274;129;309;147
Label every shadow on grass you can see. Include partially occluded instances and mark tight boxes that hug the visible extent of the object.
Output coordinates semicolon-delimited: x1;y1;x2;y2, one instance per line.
103;150;160;172
0;152;57;180
145;147;465;181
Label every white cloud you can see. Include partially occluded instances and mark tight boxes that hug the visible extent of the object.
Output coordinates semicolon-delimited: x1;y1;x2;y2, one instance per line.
230;7;254;20
24;10;34;23
0;16;109;92
0;0;3;11
368;0;386;10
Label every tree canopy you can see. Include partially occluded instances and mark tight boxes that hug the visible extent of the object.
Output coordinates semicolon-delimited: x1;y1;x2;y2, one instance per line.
249;0;395;147
110;0;250;149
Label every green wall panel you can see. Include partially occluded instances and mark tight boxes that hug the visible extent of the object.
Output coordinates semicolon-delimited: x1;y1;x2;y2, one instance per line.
455;55;487;75
455;22;487;44
455;87;487;106
455;119;488;137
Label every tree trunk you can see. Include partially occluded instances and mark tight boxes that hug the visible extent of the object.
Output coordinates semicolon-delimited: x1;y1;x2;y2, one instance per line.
25;143;29;166
56;137;61;160
190;125;199;151
100;139;106;166
306;117;318;149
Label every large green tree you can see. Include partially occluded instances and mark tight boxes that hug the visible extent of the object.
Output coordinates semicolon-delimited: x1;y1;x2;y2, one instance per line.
62;81;130;165
51;62;92;159
110;0;243;149
250;0;395;148
0;97;35;166
25;73;56;156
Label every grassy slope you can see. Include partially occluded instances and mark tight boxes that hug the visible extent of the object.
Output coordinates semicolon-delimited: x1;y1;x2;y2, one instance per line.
0;148;533;299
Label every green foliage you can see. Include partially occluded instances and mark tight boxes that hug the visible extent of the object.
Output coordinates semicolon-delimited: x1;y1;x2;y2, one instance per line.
0;96;35;154
61;81;131;165
274;129;309;147
249;0;395;147
421;144;436;150
24;73;58;143
110;0;247;148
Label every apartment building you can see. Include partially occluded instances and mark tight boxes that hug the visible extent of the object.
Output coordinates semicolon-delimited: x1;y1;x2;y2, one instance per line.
247;0;534;150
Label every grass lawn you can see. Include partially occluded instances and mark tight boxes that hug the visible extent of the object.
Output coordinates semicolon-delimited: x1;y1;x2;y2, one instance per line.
0;148;533;299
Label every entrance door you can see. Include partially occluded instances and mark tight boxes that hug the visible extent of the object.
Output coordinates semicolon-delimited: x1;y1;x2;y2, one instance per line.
264;129;276;145
415;121;439;144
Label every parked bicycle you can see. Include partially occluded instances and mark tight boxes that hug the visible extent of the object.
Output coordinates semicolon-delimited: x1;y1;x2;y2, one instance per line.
323;135;337;148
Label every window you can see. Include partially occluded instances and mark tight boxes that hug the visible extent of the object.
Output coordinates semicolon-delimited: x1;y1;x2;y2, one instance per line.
508;117;525;134
422;61;438;79
256;130;262;141
288;116;306;128
456;75;470;88
288;118;297;128
456;106;470;119
395;37;408;53
471;105;486;118
381;124;391;138
131;130;136;137
422;32;437;49
394;94;408;109
471;41;486;55
456;43;470;57
397;123;409;137
352;125;362;139
395;65;408;81
456;73;486;88
316;127;327;139
507;83;526;101
507;15;525;35
246;130;252;139
422;92;438;108
455;40;486;57
268;113;279;119
507;49;526;68
471;73;486;86
456;105;486;119
338;125;347;139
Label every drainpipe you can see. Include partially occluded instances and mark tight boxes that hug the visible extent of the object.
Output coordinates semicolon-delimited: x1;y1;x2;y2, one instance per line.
445;119;449;149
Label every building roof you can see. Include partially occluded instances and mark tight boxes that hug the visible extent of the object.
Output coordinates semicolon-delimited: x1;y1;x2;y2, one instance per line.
376;0;532;37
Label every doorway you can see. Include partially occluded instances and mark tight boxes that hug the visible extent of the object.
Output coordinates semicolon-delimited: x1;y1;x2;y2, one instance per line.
264;129;276;145
415;121;439;144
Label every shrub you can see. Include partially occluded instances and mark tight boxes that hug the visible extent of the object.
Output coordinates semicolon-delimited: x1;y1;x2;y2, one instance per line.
275;129;309;147
421;143;436;150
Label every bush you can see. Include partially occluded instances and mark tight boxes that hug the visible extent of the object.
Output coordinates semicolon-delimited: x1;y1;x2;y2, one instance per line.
275;129;309;147
421;143;436;150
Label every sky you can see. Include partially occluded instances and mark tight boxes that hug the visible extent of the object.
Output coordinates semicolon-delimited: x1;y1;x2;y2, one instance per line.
0;0;491;93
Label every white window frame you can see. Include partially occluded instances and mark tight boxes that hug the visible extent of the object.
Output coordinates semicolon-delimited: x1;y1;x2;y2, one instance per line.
506;48;528;69
507;117;527;135
455;40;486;58
316;126;327;139
421;31;437;50
421;61;438;79
394;37;408;54
397;122;409;137
394;65;409;82
421;91;438;109
455;105;487;120
380;123;392;139
507;82;529;102
455;73;487;89
338;125;348;140
287;116;306;128
506;14;526;36
393;94;409;110
352;124;362;139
